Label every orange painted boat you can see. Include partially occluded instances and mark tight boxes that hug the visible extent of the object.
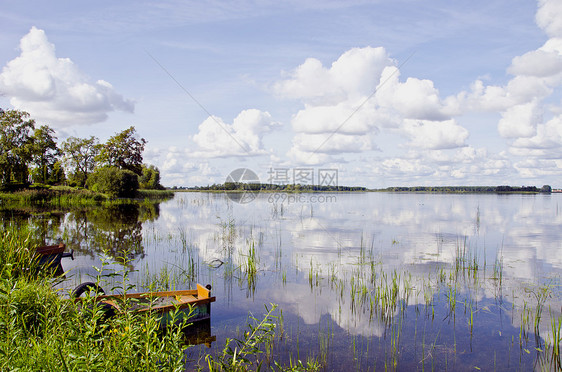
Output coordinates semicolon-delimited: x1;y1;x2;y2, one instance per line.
72;283;215;325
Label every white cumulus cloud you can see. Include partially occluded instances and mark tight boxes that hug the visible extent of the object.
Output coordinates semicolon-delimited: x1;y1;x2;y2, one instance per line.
275;46;466;164
401;119;469;150
0;27;133;126
375;66;451;121
536;0;562;38
512;115;562;149
497;99;542;139
508;49;562;77
274;46;392;105
452;0;562;148
191;109;280;157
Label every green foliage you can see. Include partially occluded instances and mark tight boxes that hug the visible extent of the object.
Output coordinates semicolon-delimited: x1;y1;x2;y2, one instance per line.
0;111;155;193
139;164;164;190
206;303;279;371
0;188;107;209
29;125;62;185
87;166;139;198
49;161;66;185
195;183;367;192
0;109;35;189
97;126;146;176
0;262;189;371
30;160;66;186
0;225;41;280
61;136;99;188
0;227;322;371
0;278;66;337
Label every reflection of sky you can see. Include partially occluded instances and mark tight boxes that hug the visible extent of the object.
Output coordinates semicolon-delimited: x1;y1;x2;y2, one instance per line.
58;192;562;340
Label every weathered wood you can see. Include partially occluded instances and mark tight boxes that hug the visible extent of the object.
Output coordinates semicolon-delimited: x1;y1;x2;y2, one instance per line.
79;285;216;324
36;243;66;256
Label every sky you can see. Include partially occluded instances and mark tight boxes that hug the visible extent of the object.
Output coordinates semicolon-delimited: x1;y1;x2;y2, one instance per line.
1;0;561;188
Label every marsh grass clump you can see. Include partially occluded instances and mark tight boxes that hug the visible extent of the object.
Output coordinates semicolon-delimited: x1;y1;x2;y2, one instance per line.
0;188;107;208
0;235;192;371
0;278;69;339
1;227;322;371
0;188;173;211
135;189;174;201
0;281;192;371
0;224;42;279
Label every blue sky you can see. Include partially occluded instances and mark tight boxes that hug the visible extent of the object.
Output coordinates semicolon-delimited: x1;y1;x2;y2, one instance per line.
1;0;561;188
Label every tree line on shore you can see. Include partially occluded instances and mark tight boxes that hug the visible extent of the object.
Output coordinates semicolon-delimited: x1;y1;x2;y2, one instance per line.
178;183;368;192
175;183;553;194
378;185;552;193
0;108;163;197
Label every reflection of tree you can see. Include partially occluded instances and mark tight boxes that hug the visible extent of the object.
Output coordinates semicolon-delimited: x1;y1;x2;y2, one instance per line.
0;209;65;247
0;202;163;269
62;203;161;268
88;205;145;265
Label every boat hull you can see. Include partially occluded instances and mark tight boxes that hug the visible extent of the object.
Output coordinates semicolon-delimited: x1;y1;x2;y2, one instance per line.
78;284;216;327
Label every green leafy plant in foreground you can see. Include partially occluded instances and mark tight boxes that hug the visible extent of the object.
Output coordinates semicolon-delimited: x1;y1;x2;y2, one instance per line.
0;224;42;280
204;303;321;372
0;226;321;371
0;243;190;371
206;304;279;371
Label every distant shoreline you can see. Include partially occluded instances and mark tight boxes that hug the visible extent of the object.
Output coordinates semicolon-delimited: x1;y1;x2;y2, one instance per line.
169;185;556;194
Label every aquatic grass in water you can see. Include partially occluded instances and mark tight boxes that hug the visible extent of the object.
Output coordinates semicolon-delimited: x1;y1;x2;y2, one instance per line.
0;224;44;280
0;232;316;371
3;191;562;370
0;277;189;370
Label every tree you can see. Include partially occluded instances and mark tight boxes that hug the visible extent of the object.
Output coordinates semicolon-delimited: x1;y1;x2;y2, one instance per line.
0;109;35;189
541;185;552;193
139;164;164;190
49;161;66;185
97;126;146;175
86;166;139;198
61;136;99;187
30;125;62;184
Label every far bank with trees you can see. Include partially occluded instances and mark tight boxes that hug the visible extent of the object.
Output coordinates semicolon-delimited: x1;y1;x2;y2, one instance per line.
0;108;164;198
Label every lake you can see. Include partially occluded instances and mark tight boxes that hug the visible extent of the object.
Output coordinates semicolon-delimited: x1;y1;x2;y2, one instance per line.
11;191;562;371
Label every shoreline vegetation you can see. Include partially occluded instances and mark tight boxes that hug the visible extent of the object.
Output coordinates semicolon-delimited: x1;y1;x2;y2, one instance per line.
1;189;560;370
0;183;554;211
170;183;554;194
0;226;317;371
0;186;174;209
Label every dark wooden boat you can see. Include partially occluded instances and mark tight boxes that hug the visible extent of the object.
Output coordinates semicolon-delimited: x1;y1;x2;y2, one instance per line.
35;243;74;270
73;283;215;326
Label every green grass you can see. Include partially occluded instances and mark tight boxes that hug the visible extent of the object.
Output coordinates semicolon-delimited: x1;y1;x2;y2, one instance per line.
0;277;192;371
0;187;174;210
0;231;192;371
0;225;321;371
0;224;43;280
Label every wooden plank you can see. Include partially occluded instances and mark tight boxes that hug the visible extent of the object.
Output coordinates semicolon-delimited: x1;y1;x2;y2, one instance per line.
96;289;196;300
197;283;210;299
36;243;65;256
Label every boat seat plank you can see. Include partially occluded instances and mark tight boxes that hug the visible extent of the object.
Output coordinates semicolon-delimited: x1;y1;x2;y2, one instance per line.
197;283;210;299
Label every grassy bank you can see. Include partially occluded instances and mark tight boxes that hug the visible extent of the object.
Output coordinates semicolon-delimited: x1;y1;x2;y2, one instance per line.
0;225;187;370
0;187;174;209
0;225;319;371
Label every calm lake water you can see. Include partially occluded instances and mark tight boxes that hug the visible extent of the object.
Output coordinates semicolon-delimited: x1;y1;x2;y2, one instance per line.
10;192;562;371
